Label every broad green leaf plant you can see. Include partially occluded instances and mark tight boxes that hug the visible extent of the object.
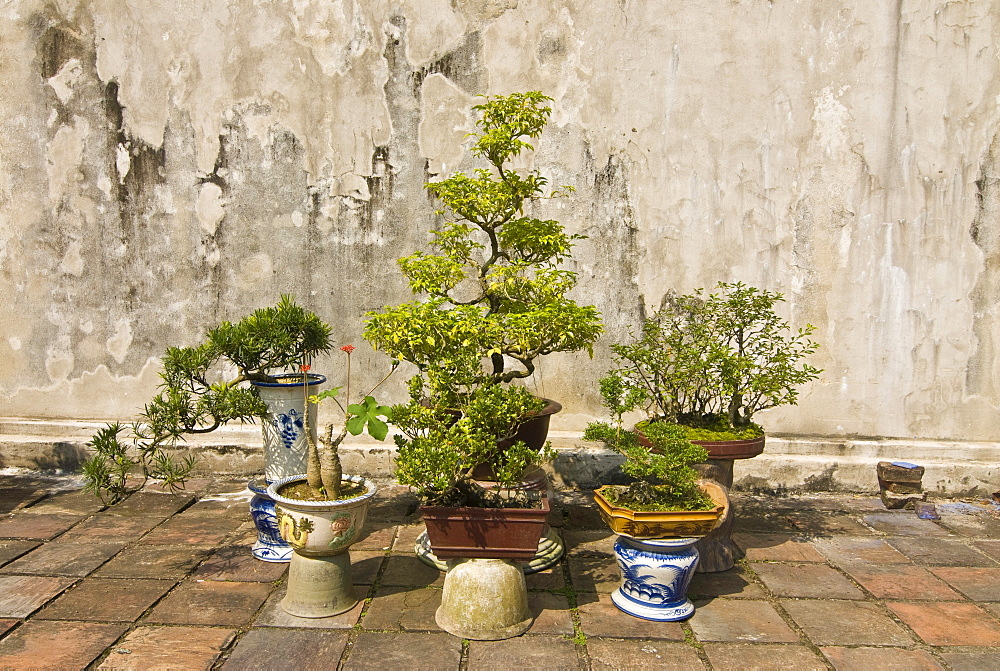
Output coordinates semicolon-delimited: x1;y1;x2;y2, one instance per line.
83;296;333;504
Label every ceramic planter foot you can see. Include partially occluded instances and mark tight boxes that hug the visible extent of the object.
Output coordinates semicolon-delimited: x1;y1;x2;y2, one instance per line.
436;558;532;640
247;479;292;563
611;536;700;622
415;524;564;574
281;551;357;618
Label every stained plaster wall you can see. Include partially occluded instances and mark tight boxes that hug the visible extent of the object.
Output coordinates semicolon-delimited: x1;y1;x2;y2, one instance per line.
1;1;999;463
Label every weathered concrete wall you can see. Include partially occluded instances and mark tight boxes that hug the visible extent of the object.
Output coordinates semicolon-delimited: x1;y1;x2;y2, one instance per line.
2;1;1000;461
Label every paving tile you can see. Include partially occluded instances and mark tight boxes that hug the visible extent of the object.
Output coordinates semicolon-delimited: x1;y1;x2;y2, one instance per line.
348;550;386;585
811;536;913;565
352;524;396;551
567;554;620;593
862;512;952;536
704;643;827;669
752;562;864;599
467;635;579;670
35;578;175;622
361;586;442;631
21;489;105;516
939;651;1000;671
181;492;253;518
58;514;166;546
391;524;425;553
974;539;1000;561
105;492;194;517
840;564;962;600
688;566;766;599
0;541;120;576
0;512;84;540
564;528;616;555
587;638;704;670
379;554;444;586
888;601;1000;646
139;514;245;546
688;599;799;642
145;580;273;626
886;537;998;567
525;591;573;635
782;511;872;535
0;574;76;617
930;566;1000;601
0;540;39;567
820;646;944;670
365;484;420;522
733;533;826;562
99;625;236;670
252;584;365;628
936;511;1000;537
561;499;607;529
576;592;685;640
0;619;127;668
223;627;349;670
191;545;289;582
344;632;460;670
781;599;913;646
0;620;16;639
525;565;565;590
0;488;47;514
94;545;212;578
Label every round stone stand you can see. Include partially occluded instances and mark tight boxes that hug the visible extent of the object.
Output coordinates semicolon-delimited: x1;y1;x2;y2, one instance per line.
611;535;701;621
436;557;533;639
415;524;564;574
693;458;744;572
281;551;357;618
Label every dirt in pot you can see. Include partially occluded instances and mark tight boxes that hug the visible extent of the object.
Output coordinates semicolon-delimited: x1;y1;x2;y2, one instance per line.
278;480;369;502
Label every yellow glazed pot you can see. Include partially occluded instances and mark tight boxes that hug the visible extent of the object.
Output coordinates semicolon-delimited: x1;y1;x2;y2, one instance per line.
593;480;726;539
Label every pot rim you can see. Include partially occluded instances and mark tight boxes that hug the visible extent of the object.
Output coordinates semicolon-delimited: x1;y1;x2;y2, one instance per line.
266;473;377;508
250;373;327;388
593;481;726;517
418;489;550;517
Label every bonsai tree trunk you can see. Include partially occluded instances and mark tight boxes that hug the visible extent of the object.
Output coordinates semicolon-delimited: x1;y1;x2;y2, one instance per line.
320;423;347;499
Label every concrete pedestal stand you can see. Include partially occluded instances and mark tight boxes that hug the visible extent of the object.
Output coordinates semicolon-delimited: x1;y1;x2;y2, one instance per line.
693;458;741;573
282;551;356;618
435;557;533;640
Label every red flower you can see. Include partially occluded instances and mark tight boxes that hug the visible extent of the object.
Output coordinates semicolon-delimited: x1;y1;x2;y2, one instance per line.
340;345;356;354
300;364;311;372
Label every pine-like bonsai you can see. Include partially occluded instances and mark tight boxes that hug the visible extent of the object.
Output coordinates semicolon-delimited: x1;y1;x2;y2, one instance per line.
83;296;332;504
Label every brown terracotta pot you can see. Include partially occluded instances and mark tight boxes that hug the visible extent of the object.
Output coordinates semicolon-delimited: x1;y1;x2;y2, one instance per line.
420;490;550;560
505;398;562;451
636;426;765;460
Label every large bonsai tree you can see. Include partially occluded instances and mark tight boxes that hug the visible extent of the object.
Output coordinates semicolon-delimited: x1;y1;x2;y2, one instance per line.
84;296;332;504
364;91;603;403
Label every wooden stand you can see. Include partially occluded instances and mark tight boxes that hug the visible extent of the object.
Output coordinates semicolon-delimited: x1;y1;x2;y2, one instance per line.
693;459;742;573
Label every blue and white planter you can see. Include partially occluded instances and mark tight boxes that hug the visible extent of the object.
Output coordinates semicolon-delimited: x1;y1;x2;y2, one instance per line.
247;373;326;562
611;536;701;621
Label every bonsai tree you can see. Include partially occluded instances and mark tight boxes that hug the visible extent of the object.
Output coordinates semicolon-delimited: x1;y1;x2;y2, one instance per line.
364;91;603;404
390;381;554;508
83;296;332;504
597;282;821;440
296;345;396;501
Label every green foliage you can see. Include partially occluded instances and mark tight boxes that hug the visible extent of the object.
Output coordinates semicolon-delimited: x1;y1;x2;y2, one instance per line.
598;282;821;431
391;382;553;507
365;91;603;393
346;396;392;441
84;296;333;504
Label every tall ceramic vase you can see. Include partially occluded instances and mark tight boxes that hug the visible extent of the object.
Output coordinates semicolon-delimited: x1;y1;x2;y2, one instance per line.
268;474;377;617
247;374;325;562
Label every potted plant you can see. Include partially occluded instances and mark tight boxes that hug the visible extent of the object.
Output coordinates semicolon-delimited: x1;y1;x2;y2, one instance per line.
389;380;555;639
591;281;821;572
266;345;395;618
599;281;820;457
584;408;727;622
83;295;333;561
364;91;602;576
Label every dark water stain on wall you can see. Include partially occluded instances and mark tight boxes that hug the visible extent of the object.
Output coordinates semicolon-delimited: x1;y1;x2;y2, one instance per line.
967;130;1000;401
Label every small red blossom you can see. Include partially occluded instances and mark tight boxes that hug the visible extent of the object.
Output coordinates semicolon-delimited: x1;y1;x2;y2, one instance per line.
340;345;356;354
299;364;311;372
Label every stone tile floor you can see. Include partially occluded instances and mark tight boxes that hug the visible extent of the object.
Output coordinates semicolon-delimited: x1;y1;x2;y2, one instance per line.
0;473;998;669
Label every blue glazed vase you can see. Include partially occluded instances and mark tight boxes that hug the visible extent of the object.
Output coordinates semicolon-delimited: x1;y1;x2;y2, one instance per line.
611;536;700;621
248;479;292;562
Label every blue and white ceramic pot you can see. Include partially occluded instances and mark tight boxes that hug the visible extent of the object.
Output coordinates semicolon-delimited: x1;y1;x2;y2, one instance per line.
251;373;326;482
268;474;378;617
247;479;292;562
611;536;701;621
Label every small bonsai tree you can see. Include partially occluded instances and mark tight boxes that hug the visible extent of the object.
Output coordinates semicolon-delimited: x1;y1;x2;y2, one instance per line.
585;380;712;511
297;345;395;500
598;282;820;438
391;381;553;508
364;91;603;404
83;296;332;504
